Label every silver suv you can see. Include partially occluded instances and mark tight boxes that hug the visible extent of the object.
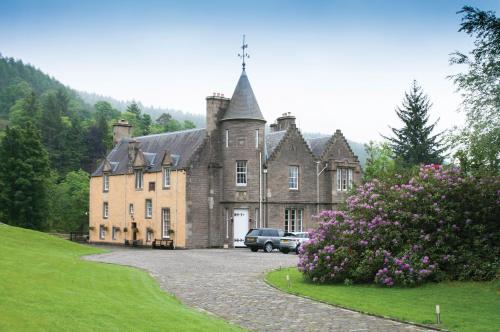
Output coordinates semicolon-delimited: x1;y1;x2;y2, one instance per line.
244;228;285;252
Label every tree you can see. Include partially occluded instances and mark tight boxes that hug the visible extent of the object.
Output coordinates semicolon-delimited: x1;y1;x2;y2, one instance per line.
0;122;51;230
84;113;110;173
8;91;41;128
384;81;445;166
363;141;396;182
183;120;196;130
156;113;172;127
449;6;500;175
49;170;90;232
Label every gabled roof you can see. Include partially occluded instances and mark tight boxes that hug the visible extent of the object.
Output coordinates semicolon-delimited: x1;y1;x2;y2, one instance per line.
221;70;265;122
92;128;207;176
265;130;287;158
307;136;331;158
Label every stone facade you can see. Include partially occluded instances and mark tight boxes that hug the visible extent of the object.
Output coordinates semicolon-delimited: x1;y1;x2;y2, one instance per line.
89;69;361;248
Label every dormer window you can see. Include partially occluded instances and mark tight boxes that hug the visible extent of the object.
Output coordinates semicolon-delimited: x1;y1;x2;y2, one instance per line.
163;166;171;189
134;169;143;190
103;174;110;192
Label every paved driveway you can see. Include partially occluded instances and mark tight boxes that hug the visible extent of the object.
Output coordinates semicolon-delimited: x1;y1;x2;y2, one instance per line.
86;248;432;332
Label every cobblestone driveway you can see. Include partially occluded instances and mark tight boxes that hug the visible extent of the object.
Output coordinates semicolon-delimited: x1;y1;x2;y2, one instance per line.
86;248;433;332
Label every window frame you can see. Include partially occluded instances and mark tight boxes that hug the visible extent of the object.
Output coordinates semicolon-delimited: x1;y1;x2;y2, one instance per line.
337;168;353;191
129;203;134;216
134;169;144;190
99;225;106;240
225;129;229;148
288;165;299;190
162;208;170;238
103;174;110;192
112;227;117;240
103;202;109;219
163;166;171;189
285;208;303;232
145;199;153;219
236;160;248;186
255;129;259;148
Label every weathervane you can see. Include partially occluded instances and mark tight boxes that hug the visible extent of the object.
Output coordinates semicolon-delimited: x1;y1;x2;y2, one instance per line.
238;34;249;70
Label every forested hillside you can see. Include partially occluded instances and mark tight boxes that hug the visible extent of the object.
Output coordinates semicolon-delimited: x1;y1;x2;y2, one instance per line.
0;54;197;232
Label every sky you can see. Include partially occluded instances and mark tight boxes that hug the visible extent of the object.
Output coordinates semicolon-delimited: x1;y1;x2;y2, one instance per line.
0;0;498;143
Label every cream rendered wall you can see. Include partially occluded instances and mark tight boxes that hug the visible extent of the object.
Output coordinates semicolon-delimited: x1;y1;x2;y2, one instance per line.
89;170;187;248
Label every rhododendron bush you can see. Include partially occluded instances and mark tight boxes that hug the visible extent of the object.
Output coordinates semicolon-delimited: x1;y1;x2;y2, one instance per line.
298;165;500;286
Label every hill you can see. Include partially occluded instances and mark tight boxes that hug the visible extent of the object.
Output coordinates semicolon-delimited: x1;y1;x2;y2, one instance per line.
0;224;241;331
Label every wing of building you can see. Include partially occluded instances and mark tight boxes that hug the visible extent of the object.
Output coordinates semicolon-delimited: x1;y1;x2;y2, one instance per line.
89;69;362;248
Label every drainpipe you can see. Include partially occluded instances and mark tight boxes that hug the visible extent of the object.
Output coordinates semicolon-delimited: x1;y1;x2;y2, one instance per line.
259;152;262;228
316;161;328;214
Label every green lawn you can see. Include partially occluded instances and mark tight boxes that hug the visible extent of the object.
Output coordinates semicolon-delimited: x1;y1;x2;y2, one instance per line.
0;225;243;332
267;267;500;332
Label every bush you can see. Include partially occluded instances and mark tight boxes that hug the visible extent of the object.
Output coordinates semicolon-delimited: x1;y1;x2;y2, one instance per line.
298;165;500;286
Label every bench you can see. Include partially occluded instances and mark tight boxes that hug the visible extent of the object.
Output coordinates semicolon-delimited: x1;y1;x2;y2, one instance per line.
152;239;174;250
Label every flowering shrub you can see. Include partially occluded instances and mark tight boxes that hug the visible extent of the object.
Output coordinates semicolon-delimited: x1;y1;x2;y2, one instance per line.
298;165;500;286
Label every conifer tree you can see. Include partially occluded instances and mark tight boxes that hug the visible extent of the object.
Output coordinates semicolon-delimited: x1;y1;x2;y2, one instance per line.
0;122;51;230
384;81;444;166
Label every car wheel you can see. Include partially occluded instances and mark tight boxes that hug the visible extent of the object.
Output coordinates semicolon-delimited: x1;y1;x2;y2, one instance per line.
250;247;258;252
264;242;273;253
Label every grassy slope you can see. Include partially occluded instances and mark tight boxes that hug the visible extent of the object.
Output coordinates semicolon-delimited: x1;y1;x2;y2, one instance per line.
0;226;242;332
267;268;500;332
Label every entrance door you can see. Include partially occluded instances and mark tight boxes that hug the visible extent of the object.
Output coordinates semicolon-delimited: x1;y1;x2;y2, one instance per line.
233;209;249;248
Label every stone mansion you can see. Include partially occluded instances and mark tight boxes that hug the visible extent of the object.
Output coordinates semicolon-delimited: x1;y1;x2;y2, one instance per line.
89;69;361;248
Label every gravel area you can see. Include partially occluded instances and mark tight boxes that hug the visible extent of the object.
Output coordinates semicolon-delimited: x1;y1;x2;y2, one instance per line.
86;247;433;332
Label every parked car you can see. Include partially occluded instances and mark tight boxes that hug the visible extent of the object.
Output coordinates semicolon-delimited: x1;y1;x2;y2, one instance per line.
279;232;309;254
244;228;285;252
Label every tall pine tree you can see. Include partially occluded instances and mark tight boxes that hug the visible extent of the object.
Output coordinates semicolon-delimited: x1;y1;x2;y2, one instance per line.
0;122;51;230
384;80;444;166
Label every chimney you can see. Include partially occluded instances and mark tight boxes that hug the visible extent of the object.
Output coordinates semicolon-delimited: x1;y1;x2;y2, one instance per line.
275;113;296;131
112;119;132;146
206;93;230;135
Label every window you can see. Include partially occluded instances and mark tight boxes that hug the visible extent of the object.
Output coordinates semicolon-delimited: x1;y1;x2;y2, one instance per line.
288;166;299;190
103;174;110;192
236;160;247;186
163;166;171;188
225;208;229;239
337;168;353;191
145;199;152;218
146;230;153;242
285;208;303;232
129;203;134;216
255;208;259;228
112;227;118;240
255;129;259;148
162;208;170;238
149;182;156;191
134;169;143;190
103;202;109;219
99;225;106;239
225;130;229;148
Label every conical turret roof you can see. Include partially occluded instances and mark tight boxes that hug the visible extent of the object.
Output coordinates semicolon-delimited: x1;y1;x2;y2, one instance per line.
221;70;265;122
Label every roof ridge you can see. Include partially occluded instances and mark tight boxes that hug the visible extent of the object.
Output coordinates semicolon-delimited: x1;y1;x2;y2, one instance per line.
134;128;205;139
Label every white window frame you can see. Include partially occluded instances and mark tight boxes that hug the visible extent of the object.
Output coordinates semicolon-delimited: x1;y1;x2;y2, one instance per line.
163;166;171;189
146;230;152;242
112;227;117;240
162;208;170;238
285;208;303;232
337;168;353;191
103;202;109;219
225;129;229;148
145;199;153;219
255;208;259;228
255;129;259;148
236;160;247;186
288;166;299;190
134;169;143;190
129;203;134;216
103;174;109;192
99;225;106;239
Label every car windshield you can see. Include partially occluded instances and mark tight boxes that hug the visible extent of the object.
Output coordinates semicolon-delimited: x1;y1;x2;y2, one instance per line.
246;229;260;236
295;233;309;238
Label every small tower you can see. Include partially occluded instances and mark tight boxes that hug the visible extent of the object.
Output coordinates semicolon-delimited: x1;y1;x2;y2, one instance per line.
112;119;132;146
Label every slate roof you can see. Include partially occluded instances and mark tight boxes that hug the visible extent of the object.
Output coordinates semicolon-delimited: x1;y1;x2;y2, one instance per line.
221;70;265;122
265;130;287;158
92;128;207;176
307;136;331;158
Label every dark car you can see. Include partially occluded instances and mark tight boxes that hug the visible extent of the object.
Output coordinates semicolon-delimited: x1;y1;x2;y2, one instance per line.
244;228;285;252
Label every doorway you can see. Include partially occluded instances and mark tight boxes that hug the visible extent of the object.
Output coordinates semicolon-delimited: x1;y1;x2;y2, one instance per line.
233;209;248;248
